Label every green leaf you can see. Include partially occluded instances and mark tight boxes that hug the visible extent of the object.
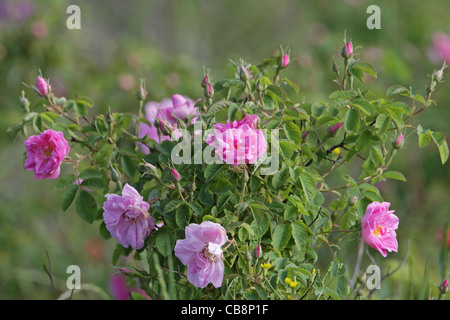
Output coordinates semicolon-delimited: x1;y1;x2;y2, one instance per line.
355;62;377;78
176;205;191;229
204;163;223;181
418;132;432;148
432;132;449;164
188;201;203;216
206;100;231;116
291;221;308;250
209;178;234;194
344;108;360;133
164;199;184;213
79;168;103;179
263;95;277;110
121;154;136;178
279;140;298;159
283;122;302;144
228;103;240;122
272;223;292;251
61;185;79;211
382;171;406;181
386;85;409;96
56;174;77;189
299;172;316;204
329;90;357;99
74;102;88;117
98;221;111;240
375;114;391;136
336;275;349;299
352;98;375;116
32;115;44;132
199;187;214;206
311;103;325;118
282;78;300;94
388;101;411;115
75;190;98;223
76;97;94;108
355;130;373;152
81;177;106;189
156;231;173;257
272;167;290;189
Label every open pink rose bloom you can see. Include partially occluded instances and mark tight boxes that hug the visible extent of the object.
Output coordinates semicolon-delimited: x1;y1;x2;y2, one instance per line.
24;129;70;180
206;114;268;165
103;184;155;250
174;221;228;288
138;94;199;153
361;201;399;257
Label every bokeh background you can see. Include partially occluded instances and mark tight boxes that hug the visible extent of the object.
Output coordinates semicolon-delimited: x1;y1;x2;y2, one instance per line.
0;0;449;299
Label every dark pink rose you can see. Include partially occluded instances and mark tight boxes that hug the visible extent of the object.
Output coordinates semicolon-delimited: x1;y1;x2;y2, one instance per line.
24;129;70;180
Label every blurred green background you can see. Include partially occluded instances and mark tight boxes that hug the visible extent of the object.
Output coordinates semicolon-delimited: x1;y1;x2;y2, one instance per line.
0;0;449;299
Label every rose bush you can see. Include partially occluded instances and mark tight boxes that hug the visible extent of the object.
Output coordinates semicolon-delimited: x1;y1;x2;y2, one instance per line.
8;36;449;300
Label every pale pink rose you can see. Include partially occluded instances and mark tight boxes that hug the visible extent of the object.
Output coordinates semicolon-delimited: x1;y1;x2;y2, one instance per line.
138;95;199;153
428;32;450;63
206;114;268;166
24;129;70;180
103;184;155;250
174;221;228;288
171;94;199;120
361;201;399;257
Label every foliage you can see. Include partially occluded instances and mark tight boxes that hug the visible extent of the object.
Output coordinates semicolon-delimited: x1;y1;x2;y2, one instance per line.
8;33;449;300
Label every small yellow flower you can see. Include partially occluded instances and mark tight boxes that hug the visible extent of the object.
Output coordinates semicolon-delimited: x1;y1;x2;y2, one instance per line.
332;147;341;156
284;277;292;285
289;281;298;288
261;263;272;269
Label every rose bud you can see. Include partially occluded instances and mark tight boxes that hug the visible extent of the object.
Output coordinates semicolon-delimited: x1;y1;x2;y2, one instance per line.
440;279;449;293
239;66;250;82
201;76;208;88
341;42;353;59
170;167;180;182
35;76;49;96
280;54;290;68
393;133;404;149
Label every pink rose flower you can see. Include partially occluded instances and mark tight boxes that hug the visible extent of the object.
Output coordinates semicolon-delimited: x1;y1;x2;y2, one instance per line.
361;201;399;257
206;114;268;166
171;94;199;120
103;184;155;250
24;129;70;180
428;32;450;63
138;95;199;153
174;221;228;288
